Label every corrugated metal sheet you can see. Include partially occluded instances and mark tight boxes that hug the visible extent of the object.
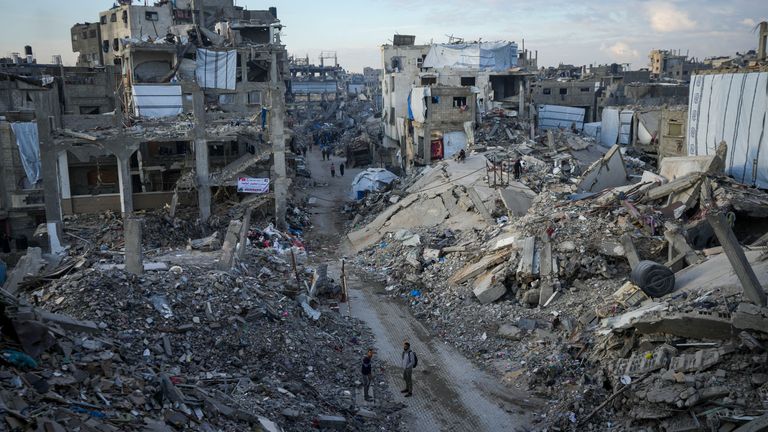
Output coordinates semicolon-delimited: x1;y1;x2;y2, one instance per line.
538;105;585;130
619;110;634;145
291;80;338;94
688;72;768;188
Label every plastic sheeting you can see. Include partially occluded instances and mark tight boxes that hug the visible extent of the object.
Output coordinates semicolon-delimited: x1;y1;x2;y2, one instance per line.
422;42;518;71
133;85;183;118
350;168;398;199
443;131;468;159
538;105;585;130
583;122;602;139
10;122;41;185
688;72;768;188
196;49;237;90
600;108;620;147
619;110;634;145
408;87;430;122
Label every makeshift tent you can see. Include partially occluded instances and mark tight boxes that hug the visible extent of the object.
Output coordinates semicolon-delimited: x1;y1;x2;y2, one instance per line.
538;105;585;130
688;71;768;188
133;85;183;118
422;42;518;71
196;49;237;90
583;122;602;139
350;168;398;199
10;122;41;185
600;108;634;146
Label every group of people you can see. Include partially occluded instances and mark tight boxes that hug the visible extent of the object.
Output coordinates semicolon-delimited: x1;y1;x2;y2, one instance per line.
360;341;416;401
329;162;344;178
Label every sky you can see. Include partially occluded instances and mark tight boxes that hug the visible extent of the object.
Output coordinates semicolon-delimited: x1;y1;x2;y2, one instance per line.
0;0;766;72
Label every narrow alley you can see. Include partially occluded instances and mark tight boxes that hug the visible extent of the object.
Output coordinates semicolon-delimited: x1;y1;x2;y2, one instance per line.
300;145;540;431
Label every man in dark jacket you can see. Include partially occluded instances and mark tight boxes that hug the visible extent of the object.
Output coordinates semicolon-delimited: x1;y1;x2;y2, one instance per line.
401;342;415;397
361;349;373;401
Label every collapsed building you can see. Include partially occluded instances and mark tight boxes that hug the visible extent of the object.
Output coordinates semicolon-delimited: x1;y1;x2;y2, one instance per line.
0;1;290;254
379;35;537;172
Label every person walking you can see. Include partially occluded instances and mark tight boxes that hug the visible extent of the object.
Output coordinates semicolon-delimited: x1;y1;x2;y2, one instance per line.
361;349;374;401
339;162;345;177
302;147;307;158
330;162;336;178
401;341;415;397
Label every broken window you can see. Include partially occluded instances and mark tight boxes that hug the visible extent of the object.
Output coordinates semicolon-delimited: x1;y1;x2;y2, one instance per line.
453;97;467;108
431;96;440;104
390;107;395;125
145;11;159;22
248;91;262;105
559;88;568;95
542;88;551;95
122;10;128;23
460;77;476;86
390;76;395;91
420;77;436;86
79;106;101;115
81;31;88;40
100;15;107;25
102;40;109;53
580;87;591;92
72;34;78;41
113;38;119;51
110;13;117;22
218;94;235;104
89;29;97;38
668;122;683;136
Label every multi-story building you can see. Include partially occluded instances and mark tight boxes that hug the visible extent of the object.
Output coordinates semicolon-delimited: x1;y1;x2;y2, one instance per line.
648;49;709;82
70;23;103;67
379;35;534;171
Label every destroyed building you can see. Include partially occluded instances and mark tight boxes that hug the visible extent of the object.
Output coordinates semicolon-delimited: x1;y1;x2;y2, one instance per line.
0;1;290;253
380;34;536;172
649;49;711;82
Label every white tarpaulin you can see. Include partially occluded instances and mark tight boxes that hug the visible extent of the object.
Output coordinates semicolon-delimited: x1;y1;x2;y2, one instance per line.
688;72;768;188
443;131;468;158
133;85;183;118
600;108;620;147
583;122;601;139
10;122;41;185
619;110;634;145
351;168;398;199
538;105;585;130
409;87;431;123
196;49;237;90
423;42;518;71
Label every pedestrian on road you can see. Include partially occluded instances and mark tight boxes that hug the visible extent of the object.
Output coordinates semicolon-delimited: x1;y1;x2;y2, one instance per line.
401;341;415;397
339;162;345;177
302;147;307;158
321;148;326;160
361;349;374;401
330;162;336;177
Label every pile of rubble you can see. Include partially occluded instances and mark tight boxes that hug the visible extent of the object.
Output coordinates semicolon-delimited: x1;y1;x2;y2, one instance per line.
349;137;768;429
1;208;401;431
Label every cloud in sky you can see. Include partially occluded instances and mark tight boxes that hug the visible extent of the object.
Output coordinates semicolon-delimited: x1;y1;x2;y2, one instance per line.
602;41;640;62
645;2;697;32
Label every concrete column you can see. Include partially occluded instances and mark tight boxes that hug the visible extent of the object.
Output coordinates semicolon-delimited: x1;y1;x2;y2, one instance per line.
706;212;766;306
518;78;526;118
218;220;242;270
759;21;768;62
237;207;253;260
116;155;134;217
34;93;64;254
124;217;143;275
57;151;71;200
270;51;288;229
192;91;211;222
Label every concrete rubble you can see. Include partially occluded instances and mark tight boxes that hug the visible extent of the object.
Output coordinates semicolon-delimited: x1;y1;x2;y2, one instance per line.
349;108;768;430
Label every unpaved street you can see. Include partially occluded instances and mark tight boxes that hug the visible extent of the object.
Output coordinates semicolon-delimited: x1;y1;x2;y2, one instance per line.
299;147;539;431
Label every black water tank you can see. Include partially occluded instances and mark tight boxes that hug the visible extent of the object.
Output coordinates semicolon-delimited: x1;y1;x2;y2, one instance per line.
269;7;277;18
24;45;32;56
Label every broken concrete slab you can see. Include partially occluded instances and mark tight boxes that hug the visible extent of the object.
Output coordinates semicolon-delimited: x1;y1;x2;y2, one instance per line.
95;262;170;272
498;182;536;217
2;247;45;295
659;155;720;181
497;324;522;340
627;311;733;339
449;250;512;285
516;236;537;282
472;264;507;304
467;187;494;224
577;145;628;193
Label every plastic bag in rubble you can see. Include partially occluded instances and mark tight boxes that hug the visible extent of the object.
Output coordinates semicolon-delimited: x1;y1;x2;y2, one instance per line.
263;223;283;239
150;294;174;319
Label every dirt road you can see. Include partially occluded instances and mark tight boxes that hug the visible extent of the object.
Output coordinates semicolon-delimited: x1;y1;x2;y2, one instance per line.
299;146;539;431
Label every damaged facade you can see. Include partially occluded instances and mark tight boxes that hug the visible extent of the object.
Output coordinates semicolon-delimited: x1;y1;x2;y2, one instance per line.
0;1;290;252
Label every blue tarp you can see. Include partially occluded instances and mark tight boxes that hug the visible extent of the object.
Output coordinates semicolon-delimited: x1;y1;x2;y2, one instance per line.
10;122;41;185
